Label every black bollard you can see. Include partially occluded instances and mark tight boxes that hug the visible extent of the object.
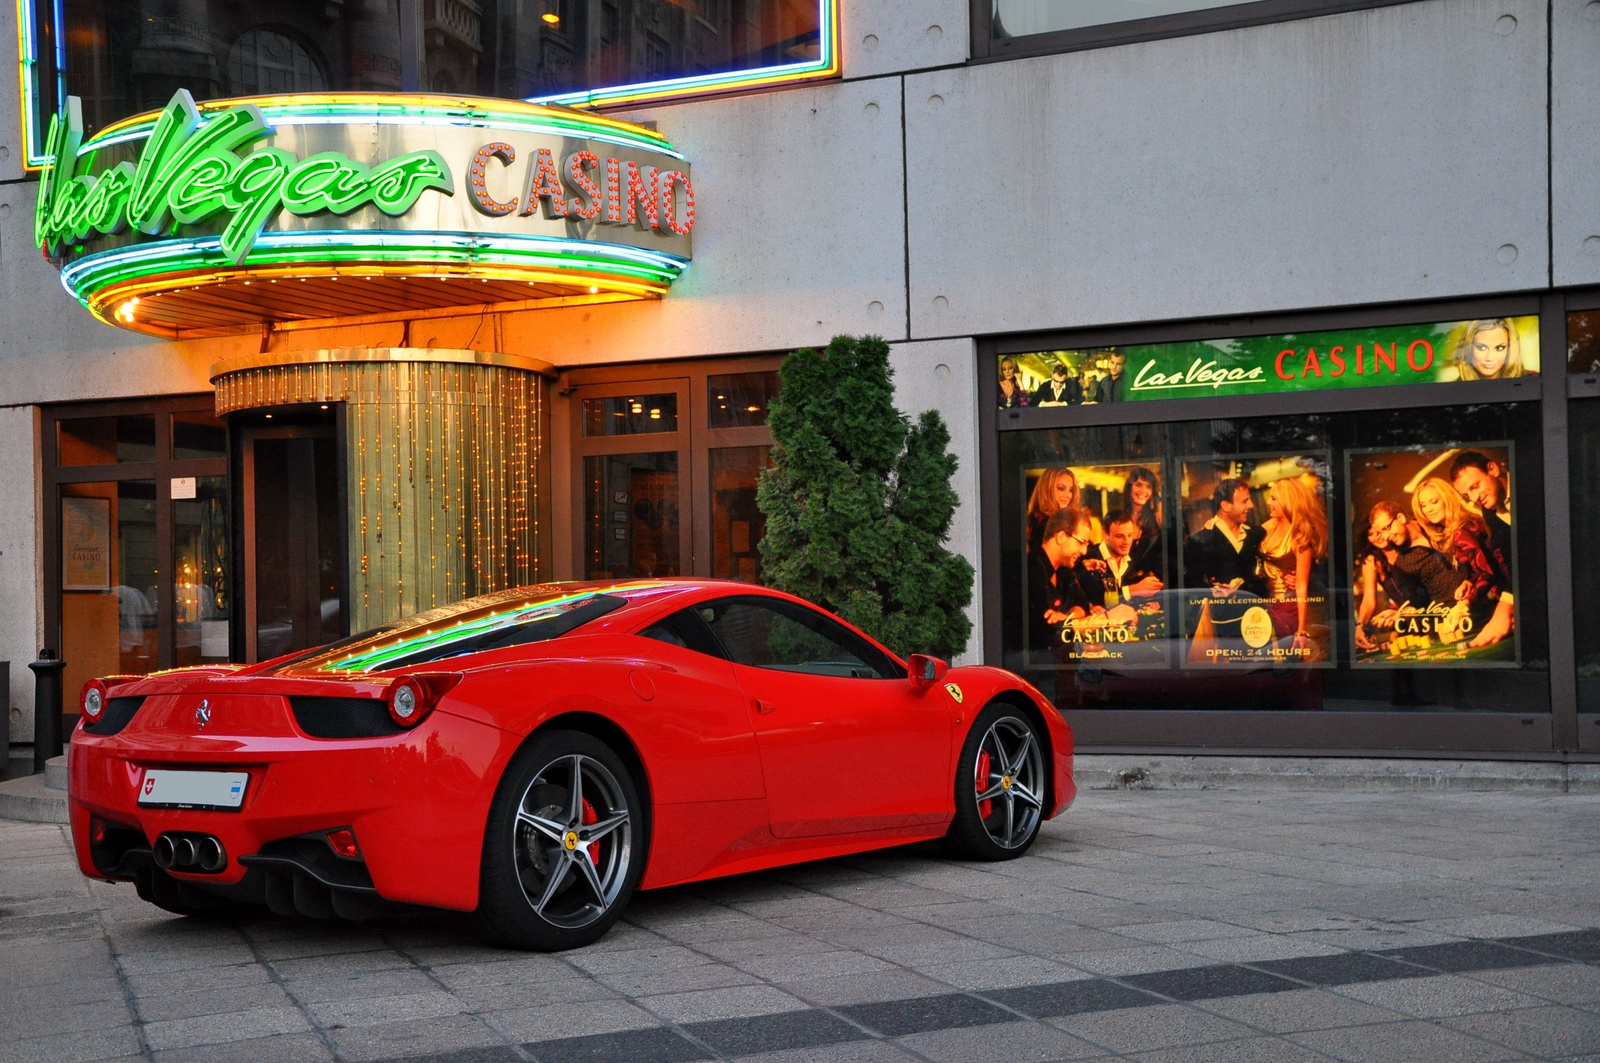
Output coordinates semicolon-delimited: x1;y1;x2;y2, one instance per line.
30;649;66;774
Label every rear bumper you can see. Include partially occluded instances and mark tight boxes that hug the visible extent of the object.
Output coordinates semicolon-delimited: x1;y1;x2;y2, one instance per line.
68;708;516;911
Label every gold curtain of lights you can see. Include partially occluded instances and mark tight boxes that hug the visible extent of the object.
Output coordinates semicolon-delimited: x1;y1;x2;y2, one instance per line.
213;348;553;631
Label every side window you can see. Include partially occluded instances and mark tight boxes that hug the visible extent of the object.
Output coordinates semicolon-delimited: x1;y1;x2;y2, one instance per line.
640;607;727;659
697;596;903;679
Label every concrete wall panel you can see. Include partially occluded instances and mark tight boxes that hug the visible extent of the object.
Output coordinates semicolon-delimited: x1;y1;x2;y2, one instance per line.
0;0;27;184
0;183;212;406
495;78;908;366
841;0;969;80
905;0;1549;340
890;336;982;665
1553;0;1600;287
0;406;38;741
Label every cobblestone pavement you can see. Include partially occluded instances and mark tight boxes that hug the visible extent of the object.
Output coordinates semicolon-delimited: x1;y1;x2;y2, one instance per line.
6;789;1600;1063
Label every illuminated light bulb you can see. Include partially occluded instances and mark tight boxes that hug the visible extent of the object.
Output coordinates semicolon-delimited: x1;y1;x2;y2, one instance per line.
649;409;661;419
542;11;559;23
589;286;599;294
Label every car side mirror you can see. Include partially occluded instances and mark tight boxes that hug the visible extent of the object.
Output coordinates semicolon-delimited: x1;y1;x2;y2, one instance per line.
907;653;949;693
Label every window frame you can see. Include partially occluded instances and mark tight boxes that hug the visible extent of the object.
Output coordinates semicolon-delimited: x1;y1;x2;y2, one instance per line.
977;293;1585;756
970;0;1425;65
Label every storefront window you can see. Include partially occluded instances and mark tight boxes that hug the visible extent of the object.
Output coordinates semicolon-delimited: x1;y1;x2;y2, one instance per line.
1569;311;1600;712
174;475;231;666
999;402;1546;713
57;415;156;465
710;446;769;582
583;394;680;436
708;372;779;429
60;480;157;701
46;398;231;702
51;0;828;137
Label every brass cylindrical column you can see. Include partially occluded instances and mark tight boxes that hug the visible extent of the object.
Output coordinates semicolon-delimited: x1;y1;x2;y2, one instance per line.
213;348;553;631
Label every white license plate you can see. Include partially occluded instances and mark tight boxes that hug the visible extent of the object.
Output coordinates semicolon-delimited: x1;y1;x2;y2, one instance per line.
137;770;249;809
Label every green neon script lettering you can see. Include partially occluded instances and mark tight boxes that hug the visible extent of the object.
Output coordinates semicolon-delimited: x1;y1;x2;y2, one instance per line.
38;90;456;266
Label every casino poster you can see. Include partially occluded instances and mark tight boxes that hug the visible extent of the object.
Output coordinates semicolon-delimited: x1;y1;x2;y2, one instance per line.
1345;443;1518;666
1176;454;1335;669
1022;462;1172;670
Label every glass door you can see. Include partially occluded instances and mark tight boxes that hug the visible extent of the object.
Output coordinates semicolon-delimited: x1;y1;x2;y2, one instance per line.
241;428;346;662
575;381;693;579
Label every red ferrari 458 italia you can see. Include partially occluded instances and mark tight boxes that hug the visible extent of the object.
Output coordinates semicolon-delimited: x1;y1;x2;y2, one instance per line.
69;579;1075;949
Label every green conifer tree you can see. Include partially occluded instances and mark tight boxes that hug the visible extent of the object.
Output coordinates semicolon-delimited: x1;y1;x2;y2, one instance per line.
757;334;974;659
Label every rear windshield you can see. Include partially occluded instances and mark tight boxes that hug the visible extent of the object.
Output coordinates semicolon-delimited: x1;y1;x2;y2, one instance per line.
267;587;628;675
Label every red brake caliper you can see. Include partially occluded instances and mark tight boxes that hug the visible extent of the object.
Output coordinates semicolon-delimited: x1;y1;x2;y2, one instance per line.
582;798;600;866
975;749;993;820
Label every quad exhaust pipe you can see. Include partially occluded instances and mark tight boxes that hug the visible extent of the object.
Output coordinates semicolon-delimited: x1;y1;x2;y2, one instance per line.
152;832;226;873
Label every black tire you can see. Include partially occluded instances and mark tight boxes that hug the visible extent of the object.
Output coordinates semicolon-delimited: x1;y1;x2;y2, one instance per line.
945;703;1047;861
474;729;646;950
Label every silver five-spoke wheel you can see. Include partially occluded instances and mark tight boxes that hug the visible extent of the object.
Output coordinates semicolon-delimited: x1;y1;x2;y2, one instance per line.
476;730;645;950
514;753;633;929
972;716;1045;849
947;706;1047;861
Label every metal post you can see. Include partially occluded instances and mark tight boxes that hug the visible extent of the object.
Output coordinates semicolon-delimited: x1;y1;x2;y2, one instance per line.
29;649;66;774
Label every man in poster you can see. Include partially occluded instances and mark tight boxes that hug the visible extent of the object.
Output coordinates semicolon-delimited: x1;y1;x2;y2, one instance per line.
1449;451;1513;564
1088;351;1127;404
1077;511;1164;606
1355;502;1467;652
1026;506;1096;654
1032;363;1082;406
1182;478;1266;600
1062;510;1168;666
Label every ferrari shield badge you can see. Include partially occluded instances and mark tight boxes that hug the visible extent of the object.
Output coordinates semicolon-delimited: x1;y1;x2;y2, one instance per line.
944;682;963;704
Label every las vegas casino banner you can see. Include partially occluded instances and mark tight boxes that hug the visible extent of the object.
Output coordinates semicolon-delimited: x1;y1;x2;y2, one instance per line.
997;317;1540;409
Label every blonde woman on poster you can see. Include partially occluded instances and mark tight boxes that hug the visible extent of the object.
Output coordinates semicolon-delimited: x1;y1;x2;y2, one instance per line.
1026;468;1102;550
1257;474;1329;659
1442;318;1534;381
1410;477;1515;647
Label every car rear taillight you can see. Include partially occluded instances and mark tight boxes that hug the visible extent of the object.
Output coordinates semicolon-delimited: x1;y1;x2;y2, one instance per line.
81;679;108;723
326;828;361;859
385;673;462;728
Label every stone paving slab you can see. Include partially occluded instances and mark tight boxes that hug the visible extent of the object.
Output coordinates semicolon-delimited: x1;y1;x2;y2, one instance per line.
6;790;1600;1061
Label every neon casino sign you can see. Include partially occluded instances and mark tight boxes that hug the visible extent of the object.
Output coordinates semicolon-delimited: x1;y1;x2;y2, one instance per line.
32;90;697;336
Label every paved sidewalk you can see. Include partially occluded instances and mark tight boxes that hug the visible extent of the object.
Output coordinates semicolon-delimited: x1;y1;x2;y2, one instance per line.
5;789;1600;1062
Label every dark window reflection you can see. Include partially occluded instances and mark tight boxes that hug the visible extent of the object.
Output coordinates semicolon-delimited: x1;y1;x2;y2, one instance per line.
1570;311;1600;375
172;412;227;462
583;394;679;436
62;0;824;135
58;415;156;465
992;0;1255;39
708;372;779;429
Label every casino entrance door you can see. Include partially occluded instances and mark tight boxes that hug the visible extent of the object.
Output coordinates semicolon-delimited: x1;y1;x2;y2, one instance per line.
239;419;346;663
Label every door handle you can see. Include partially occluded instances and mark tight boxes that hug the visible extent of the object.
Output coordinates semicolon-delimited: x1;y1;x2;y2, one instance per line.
754;698;775;715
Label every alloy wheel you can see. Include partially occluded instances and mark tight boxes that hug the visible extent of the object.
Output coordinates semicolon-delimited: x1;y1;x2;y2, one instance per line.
973;716;1044;849
512;753;632;929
